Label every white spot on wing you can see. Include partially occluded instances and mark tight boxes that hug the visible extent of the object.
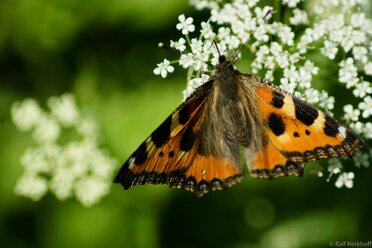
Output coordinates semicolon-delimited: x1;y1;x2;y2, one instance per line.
277;132;292;143
338;126;347;138
283;97;295;117
128;157;135;170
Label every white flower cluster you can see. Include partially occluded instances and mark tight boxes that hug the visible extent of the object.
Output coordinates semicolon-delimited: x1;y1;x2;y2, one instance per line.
154;0;372;189
11;94;117;206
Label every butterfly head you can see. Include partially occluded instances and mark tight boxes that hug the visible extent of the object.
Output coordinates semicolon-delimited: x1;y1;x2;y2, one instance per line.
215;55;236;75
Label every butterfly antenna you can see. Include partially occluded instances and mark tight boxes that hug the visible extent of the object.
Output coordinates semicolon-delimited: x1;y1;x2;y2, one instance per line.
231;8;273;64
213;40;222;58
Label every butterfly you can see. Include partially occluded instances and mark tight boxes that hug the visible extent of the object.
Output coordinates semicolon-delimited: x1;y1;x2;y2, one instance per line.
114;54;363;197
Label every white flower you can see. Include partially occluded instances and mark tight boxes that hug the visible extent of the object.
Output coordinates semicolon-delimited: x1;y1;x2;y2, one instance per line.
264;56;275;69
254;24;270;42
364;62;372;75
353;152;370;168
50;168;75;200
277;25;294;45
217;26;231;41
364;123;372;139
190;38;203;54
338;58;358;88
290;9;308;25
190;0;217;10
47;93;79;127
12;93;117;207
20;147;51;173
75;177;110;207
153;59;174;78
170;38;186;52
275;51;290;69
350;13;366;28
225;35;241;50
304;89;320;104
270;42;282;56
15;175;48;201
284;65;299;84
303;60;319;75
280;77;296;93
353;81;372;98
350;121;364;135
32;115;60;144
318;92;335;110
91;152;117;179
312;23;326;40
192;54;209;71
282;0;301;8
289;53;301;64
179;53;194;69
321;41;338;60
254;6;273;19
335;26;366;52
352;46;367;63
183;74;210;99
200;21;215;39
335;172;354;188
313;4;324;14
11;99;43;131
255;45;270;63
176;14;195;35
76;117;98;142
328;158;342;174
358;96;372;118
343;104;360;121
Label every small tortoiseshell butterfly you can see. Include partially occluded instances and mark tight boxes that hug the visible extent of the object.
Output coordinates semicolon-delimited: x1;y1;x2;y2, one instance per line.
114;54;363;197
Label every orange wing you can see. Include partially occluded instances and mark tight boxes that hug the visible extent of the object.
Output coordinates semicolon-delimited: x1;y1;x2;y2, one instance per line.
248;84;363;178
114;81;212;189
114;79;244;196
170;155;243;197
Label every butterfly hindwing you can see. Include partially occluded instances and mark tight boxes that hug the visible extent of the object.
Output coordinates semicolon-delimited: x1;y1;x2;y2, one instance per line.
247;79;363;178
170;155;243;197
250;141;304;178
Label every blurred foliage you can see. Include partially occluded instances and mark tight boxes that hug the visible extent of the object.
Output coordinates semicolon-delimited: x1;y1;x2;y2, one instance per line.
0;1;371;248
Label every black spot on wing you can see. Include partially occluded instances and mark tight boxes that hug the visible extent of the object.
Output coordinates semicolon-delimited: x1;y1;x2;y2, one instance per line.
134;142;148;165
179;92;206;125
324;115;339;137
293;98;319;126
268;113;285;136
180;126;197;152
271;91;284;108
294;132;300;137
305;129;311;135
178;104;190;125
151;115;172;147
113;160;129;183
169;151;174;157
345;129;360;146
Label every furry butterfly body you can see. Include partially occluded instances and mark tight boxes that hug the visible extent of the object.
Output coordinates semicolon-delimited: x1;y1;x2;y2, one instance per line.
114;55;363;197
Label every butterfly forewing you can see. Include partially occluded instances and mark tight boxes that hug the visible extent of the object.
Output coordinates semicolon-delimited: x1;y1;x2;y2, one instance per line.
244;75;363;178
114;81;212;188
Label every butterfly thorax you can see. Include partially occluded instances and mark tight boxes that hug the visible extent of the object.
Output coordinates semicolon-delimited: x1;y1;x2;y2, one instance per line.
198;57;264;166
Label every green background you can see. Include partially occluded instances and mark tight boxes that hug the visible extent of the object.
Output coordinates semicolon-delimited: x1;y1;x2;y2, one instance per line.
0;1;371;247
